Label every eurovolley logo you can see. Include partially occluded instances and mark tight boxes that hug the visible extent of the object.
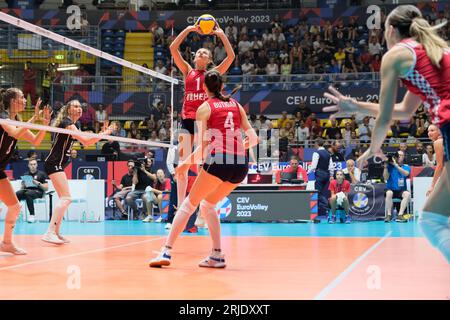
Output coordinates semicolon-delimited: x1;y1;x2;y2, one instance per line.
353;193;369;209
215;197;232;219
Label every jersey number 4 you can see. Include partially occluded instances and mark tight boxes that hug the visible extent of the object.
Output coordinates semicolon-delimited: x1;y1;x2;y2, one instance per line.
224;112;235;131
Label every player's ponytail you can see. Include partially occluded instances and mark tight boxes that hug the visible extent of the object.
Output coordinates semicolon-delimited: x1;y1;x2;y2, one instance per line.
409;17;448;68
387;5;448;68
204;70;241;102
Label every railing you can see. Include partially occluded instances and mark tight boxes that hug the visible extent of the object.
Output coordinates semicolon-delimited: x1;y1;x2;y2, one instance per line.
51;72;381;92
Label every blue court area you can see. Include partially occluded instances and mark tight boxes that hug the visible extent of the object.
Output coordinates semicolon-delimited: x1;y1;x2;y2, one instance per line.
7;220;424;238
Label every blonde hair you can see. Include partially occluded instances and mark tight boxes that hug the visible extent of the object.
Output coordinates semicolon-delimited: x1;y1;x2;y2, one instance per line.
409;18;448;67
52;99;78;127
387;5;448;68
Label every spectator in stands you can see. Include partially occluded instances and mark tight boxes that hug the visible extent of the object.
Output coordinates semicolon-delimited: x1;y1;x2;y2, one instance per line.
142;169;171;223
423;144;436;167
309;118;323;141
41;63;54;105
248;114;260;131
278;155;308;184
384;151;411;223
344;53;360;73
146;131;159;146
127;121;141;140
250;35;264;56
290;42;303;66
280;58;292;87
341;122;353;147
347;17;358;41
113;121;127;138
70;149;82;162
343;159;361;184
415;142;425;155
358;116;372;143
280;121;294;138
327;58;341;74
101;139;121;160
334;47;346;70
255;50;269;75
94;104;108;133
316;41;332;63
23;61;37;107
126;158;155;219
238;34;252;58
308;138;334;217
399;142;411;164
330;141;345;163
266;57;279;82
112;160;135;219
225;20;238;43
213;41;227;65
295;119;309;147
258;115;272;131
277;111;291;129
323;20;333;41
79;103;95;132
241;58;255;79
73;65;90;91
370;54;382;72
293;100;312;119
368;36;383;56
328;170;351;224
325;119;340;140
16;159;48;223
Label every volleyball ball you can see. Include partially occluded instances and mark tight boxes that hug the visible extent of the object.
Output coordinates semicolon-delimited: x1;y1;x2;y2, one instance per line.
195;14;217;35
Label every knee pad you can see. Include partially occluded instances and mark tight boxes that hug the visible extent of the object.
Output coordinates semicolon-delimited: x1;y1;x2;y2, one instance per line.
419;212;450;248
200;200;216;217
59;196;72;206
178;196;197;218
5;203;22;224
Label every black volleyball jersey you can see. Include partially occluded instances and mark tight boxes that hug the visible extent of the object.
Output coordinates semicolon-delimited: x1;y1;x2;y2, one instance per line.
45;117;76;168
0;112;18;171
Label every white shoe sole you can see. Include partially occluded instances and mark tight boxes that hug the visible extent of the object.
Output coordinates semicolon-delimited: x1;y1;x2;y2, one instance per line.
149;259;171;268
199;262;226;268
41;236;64;245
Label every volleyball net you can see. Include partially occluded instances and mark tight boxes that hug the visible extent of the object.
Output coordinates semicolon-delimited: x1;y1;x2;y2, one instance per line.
0;11;185;158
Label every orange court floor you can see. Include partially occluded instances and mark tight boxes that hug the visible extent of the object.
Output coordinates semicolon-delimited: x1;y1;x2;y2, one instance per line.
0;221;449;300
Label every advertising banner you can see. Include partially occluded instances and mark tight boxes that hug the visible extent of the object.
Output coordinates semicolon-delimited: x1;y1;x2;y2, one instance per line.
218;190;314;222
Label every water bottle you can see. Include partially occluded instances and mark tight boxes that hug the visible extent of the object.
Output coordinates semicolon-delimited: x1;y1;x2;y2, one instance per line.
272;172;276;184
89;211;95;222
393;207;398;219
81;211;86;223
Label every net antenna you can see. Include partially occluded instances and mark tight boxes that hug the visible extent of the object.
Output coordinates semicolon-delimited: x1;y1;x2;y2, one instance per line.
0;11;179;85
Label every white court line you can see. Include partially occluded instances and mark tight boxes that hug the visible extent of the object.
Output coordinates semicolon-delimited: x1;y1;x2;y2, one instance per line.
0;236;165;271
314;231;392;300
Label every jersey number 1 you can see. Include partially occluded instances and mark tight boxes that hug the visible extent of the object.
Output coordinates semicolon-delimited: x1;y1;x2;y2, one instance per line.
195;77;201;91
224;112;235;131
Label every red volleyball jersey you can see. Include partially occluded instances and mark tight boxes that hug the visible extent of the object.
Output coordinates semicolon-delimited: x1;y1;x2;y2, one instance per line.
182;69;208;120
396;38;450;126
206;97;245;156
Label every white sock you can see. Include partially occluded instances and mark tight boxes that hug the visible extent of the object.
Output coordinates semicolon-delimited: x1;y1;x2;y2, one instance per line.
419;211;450;263
165;196;197;248
200;200;221;250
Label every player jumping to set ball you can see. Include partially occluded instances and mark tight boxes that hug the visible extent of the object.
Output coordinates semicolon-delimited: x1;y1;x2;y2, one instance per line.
170;17;235;228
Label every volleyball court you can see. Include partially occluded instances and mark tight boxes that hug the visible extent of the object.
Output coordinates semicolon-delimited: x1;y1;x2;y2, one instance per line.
0;11;448;300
